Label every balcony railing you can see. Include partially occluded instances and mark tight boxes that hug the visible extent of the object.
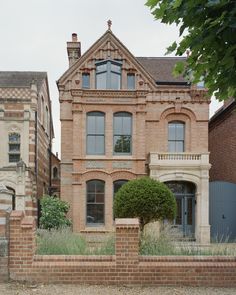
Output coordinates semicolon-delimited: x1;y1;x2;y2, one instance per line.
149;152;209;167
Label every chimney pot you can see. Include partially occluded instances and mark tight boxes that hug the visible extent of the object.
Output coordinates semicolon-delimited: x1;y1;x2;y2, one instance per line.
72;33;77;42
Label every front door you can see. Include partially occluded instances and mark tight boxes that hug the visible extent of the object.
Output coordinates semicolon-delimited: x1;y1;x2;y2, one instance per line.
166;181;195;238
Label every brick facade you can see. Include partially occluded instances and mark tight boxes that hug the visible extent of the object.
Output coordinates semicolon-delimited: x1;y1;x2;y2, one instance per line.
0;72;53;216
209;100;236;183
6;210;236;286
58;30;211;243
51;152;60;197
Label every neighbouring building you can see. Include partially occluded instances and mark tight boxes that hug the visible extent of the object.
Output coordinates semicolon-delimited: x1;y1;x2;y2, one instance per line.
0;71;53;217
58;24;211;243
209;99;236;240
51;152;60;197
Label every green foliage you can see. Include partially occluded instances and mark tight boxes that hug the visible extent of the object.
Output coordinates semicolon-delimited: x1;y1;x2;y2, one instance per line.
39;195;71;230
36;228;115;255
146;0;236;100
113;177;176;231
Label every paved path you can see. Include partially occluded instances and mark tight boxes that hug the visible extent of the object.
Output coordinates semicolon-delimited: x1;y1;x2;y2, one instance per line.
1;283;236;295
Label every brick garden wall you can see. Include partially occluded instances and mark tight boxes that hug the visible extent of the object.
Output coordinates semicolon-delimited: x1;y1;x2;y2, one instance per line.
6;211;236;286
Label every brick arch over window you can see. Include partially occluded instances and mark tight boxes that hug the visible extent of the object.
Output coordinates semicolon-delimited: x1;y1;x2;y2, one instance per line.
160;107;197;122
81;170;109;182
111;170;137;182
159;107;197;152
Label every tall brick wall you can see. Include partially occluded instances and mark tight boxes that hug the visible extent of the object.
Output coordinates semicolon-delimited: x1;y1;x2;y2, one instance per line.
209;104;236;183
7;211;236;286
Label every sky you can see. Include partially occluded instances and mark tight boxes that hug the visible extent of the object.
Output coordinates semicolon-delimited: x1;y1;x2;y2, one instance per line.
0;0;222;156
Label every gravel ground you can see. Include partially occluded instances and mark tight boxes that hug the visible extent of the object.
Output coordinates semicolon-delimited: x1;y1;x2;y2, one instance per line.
1;283;236;295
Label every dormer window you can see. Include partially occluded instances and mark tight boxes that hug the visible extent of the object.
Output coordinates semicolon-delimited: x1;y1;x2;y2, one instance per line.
82;73;90;89
96;60;122;90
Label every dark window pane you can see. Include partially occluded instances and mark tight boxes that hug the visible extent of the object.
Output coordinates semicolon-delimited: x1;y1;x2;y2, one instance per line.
113;180;128;196
127;74;135;90
175;198;182;225
87;204;104;224
87;193;95;203
9;154;20;163
82;73;90;89
187;198;193;225
9;144;20;152
96;193;104;203
97;72;107;89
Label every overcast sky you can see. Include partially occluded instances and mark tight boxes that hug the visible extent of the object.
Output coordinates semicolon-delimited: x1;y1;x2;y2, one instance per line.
0;0;222;156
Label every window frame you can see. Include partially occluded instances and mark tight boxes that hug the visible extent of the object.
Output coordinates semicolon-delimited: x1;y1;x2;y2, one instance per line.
113;112;132;155
86;111;105;155
86;179;105;226
8;133;21;163
82;72;90;89
95;59;122;90
168;121;185;153
127;73;135;90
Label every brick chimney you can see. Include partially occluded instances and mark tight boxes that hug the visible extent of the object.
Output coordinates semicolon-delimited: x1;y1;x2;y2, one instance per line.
67;33;81;67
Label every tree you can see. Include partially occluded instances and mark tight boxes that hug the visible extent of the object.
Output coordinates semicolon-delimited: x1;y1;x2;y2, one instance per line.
39;195;71;230
113;177;176;231
146;0;236;100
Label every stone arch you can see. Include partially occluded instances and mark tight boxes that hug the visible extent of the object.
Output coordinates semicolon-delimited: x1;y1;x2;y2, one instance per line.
81;170;109;182
160;107;197;122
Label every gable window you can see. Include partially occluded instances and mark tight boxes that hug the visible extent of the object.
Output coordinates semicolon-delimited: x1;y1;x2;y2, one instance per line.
87;180;105;225
96;60;122;90
113;112;132;154
168;122;185;152
127;73;135;90
87;112;105;155
82;73;90;89
9;133;20;163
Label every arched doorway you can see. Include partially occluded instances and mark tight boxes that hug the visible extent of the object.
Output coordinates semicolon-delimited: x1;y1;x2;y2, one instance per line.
165;181;196;238
6;186;15;210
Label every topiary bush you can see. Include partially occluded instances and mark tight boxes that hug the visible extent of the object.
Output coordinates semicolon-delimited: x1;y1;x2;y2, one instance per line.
113;177;176;231
39;195;71;230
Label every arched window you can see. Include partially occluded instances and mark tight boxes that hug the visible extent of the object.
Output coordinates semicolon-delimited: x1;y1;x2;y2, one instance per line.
113;180;128;197
113;112;132;154
96;60;122;90
8;133;20;163
53;167;58;179
87;112;105;155
86;180;105;225
7;186;15;210
168;121;185;152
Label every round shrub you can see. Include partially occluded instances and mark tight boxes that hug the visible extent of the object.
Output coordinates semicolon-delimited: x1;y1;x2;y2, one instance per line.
113;177;176;231
39;195;71;230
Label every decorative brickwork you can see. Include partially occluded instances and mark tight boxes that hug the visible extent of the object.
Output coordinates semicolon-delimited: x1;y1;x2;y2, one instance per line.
7;211;236;286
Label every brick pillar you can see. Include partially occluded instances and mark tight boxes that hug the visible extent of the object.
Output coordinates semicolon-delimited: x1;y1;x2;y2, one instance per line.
115;218;139;283
9;211;35;281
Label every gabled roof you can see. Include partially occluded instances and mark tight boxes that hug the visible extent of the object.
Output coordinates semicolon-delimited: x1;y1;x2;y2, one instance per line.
136;57;187;84
58;30;158;88
209;99;236;127
0;71;47;90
